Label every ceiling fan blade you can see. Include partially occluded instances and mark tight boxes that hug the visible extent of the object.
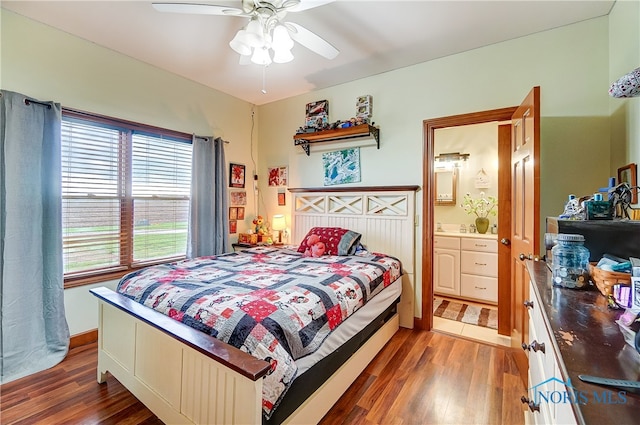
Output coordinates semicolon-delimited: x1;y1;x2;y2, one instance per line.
152;3;246;16
286;0;334;12
286;22;339;60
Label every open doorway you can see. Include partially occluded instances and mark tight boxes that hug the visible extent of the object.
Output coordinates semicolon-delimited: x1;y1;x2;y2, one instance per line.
432;122;505;344
417;107;516;341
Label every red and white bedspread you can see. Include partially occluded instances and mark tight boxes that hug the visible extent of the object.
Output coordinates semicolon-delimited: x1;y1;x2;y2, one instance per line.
116;246;401;419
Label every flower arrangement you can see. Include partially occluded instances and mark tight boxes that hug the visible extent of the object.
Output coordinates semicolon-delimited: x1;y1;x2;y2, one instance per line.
461;192;498;218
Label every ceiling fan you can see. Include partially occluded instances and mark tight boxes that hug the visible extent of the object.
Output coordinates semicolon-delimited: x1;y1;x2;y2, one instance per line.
152;0;339;66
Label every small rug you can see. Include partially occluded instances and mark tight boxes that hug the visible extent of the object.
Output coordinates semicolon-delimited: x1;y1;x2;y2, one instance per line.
433;297;498;330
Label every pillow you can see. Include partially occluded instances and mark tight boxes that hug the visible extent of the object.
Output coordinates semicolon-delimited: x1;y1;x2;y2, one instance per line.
298;227;362;257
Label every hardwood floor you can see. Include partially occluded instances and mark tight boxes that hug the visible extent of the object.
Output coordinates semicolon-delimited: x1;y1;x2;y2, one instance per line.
1;329;525;425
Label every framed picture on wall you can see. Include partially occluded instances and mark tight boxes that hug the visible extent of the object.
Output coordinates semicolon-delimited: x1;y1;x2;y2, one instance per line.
229;207;238;220
229;220;237;234
277;192;286;206
618;163;638;203
229;163;246;188
237;207;245;220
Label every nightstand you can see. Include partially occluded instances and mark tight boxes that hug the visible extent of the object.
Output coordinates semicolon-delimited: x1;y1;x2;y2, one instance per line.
232;243;291;252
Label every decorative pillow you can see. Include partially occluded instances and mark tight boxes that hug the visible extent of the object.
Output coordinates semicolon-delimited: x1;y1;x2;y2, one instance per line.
298;227;362;257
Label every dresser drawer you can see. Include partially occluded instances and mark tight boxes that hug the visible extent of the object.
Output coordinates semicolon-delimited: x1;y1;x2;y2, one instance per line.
461;237;497;253
460;274;497;303
461;251;497;277
434;236;460;250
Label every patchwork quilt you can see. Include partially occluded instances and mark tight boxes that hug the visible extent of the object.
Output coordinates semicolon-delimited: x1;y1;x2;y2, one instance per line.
116;246;401;419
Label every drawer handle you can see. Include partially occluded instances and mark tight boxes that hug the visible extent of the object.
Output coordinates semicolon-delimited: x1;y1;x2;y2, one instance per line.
475;244;487;247
523;300;534;309
522;340;546;354
474;262;487;266
474;286;487;290
520;396;540;413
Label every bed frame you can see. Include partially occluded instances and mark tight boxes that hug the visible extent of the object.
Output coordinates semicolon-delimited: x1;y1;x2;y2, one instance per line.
91;186;418;425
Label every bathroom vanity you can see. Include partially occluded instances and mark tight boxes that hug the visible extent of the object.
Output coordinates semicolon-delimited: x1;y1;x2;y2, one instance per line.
434;232;498;304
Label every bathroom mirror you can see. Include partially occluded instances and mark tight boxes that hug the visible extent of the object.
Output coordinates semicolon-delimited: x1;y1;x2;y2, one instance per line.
434;168;457;205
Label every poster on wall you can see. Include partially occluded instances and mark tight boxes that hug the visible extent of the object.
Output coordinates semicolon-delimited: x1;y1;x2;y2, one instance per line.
322;148;361;186
229;163;246;188
230;191;247;205
268;166;288;186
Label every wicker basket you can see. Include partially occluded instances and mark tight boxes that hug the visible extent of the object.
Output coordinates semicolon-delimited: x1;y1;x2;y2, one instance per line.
589;262;632;296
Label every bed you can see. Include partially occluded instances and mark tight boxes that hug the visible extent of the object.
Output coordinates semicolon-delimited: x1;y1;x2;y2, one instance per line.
91;186;418;424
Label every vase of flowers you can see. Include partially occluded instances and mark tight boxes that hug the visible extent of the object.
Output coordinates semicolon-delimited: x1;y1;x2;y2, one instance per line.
461;192;497;234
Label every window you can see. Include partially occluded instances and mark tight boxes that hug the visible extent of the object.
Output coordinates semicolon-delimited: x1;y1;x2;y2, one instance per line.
61;109;192;286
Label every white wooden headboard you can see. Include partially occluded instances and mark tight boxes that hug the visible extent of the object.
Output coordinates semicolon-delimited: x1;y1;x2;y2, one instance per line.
289;186;419;328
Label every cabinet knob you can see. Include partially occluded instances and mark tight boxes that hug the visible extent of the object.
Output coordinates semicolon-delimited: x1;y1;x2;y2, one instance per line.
523;300;534;309
520;396;540;412
522;340;545;354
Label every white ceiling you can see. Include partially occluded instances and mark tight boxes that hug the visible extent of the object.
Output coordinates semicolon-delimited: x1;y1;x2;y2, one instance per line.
3;0;615;105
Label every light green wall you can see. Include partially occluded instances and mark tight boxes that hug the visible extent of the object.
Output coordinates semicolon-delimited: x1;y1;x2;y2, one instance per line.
1;9;256;335
2;3;638;331
258;16;614;318
609;0;640;198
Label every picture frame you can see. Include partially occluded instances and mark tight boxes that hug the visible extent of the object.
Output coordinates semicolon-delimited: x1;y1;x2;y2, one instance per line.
229;207;238;220
229;163;246;188
268;166;288;187
237;207;245;220
229;220;237;234
277;192;286;206
230;191;247;205
617;163;638;204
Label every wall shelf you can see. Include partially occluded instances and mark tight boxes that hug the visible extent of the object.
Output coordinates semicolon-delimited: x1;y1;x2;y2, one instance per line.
293;124;380;155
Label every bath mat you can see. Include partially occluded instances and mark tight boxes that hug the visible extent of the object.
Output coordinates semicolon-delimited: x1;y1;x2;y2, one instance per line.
433;297;498;330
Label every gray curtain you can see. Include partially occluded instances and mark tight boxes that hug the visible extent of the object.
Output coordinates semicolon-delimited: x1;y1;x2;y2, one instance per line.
0;90;69;383
187;136;229;257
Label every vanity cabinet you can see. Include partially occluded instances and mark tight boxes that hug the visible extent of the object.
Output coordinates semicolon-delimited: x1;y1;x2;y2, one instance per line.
434;236;460;296
434;234;497;303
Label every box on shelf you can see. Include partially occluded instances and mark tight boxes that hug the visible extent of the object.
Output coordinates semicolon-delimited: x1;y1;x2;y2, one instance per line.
238;233;258;244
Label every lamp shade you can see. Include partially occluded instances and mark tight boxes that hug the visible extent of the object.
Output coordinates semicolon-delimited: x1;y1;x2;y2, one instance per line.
272;25;294;50
272;214;286;231
229;30;252;56
273;48;294;63
251;47;272;65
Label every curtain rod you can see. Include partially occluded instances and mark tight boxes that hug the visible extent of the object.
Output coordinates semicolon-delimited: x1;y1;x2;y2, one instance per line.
24;98;52;109
195;135;229;144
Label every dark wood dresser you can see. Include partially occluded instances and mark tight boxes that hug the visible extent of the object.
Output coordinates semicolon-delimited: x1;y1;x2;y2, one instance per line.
524;260;639;424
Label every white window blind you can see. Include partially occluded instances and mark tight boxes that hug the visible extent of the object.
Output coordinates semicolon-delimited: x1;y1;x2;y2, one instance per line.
61;112;192;281
131;133;191;262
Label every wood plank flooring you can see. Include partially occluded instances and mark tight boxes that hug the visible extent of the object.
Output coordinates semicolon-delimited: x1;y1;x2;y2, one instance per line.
1;329;526;425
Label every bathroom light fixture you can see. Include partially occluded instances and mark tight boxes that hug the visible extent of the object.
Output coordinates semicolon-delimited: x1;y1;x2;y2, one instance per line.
435;152;470;163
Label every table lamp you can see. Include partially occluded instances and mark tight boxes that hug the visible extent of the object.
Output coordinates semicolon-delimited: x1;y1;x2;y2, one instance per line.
271;214;286;245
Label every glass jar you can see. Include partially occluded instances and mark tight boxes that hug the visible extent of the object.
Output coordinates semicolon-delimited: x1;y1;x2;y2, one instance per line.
551;233;590;289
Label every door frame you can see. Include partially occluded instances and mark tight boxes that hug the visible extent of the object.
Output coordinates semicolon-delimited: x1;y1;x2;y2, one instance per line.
417;107;517;331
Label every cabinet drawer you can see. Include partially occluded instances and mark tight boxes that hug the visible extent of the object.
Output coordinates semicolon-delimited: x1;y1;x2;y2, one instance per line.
461;251;497;277
461;237;497;253
460;274;497;303
434;236;460;249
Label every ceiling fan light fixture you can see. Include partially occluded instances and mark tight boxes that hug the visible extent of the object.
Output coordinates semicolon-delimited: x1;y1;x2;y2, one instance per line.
251;46;272;65
273;47;293;63
272;25;294;50
244;18;266;47
229;30;252;56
